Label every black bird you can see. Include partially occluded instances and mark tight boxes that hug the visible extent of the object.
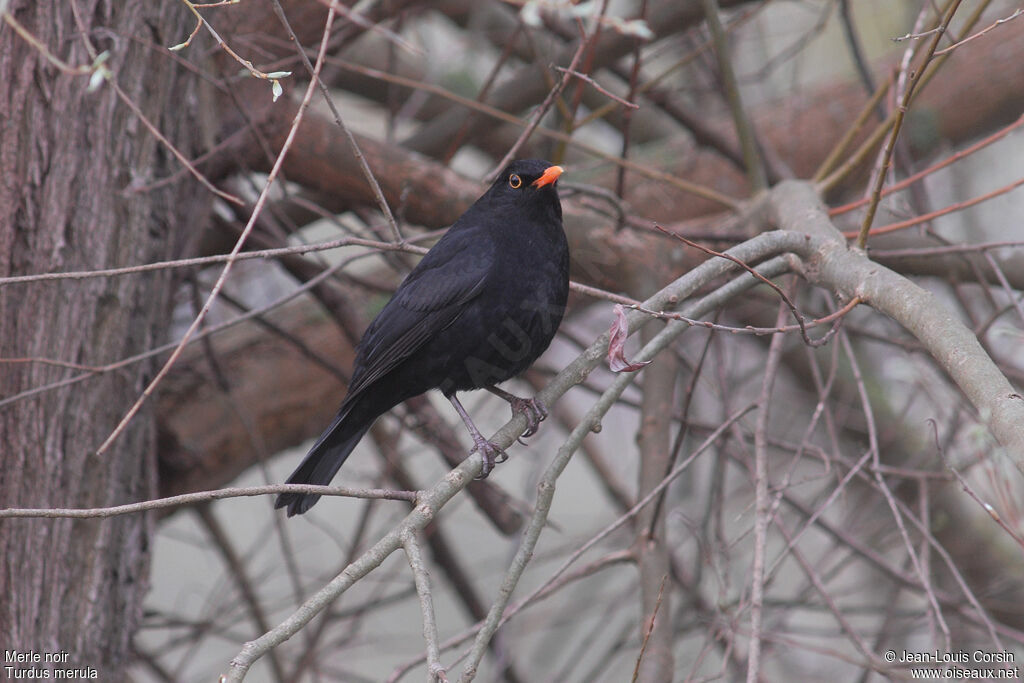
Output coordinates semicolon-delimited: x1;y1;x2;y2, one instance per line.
276;159;569;516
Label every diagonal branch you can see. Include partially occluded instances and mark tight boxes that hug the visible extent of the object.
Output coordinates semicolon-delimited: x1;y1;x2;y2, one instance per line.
768;180;1024;462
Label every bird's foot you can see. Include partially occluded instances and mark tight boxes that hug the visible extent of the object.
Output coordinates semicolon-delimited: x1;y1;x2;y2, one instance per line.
471;437;508;479
509;395;548;438
448;392;510;479
488;387;548;438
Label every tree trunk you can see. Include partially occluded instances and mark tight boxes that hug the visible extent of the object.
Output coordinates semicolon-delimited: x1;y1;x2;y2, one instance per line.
0;2;206;678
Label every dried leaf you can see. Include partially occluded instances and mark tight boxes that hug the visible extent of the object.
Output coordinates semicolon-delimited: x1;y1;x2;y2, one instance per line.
607;304;651;373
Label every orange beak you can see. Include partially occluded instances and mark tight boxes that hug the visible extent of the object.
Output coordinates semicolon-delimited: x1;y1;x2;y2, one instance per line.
531;165;564;188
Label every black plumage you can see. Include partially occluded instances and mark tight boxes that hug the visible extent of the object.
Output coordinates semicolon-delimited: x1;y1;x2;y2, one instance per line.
276;159;569;516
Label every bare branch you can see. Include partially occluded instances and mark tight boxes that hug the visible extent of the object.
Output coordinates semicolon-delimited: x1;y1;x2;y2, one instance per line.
402;530;448;683
0;484;416;519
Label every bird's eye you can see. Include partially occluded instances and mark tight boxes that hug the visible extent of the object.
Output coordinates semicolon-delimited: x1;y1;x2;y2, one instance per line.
508;174;522;189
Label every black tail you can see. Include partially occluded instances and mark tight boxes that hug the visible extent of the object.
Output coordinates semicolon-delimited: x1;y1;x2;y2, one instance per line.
275;401;375;516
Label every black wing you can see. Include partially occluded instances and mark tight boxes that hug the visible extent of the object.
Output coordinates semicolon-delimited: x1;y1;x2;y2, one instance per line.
344;227;494;399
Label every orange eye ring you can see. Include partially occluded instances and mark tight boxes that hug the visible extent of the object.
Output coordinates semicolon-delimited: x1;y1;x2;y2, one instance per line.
509;174;522;189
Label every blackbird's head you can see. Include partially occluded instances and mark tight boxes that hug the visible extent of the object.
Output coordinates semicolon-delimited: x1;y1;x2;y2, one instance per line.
494;159;563;194
488;159;564;221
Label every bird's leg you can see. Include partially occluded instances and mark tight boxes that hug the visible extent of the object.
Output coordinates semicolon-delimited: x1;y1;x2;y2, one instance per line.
486;386;548;438
447;393;508;478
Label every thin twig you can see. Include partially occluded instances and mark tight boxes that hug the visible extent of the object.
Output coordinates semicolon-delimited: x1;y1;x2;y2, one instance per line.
93;5;339;456
0;484;417;519
830;111;1024;217
320;56;739;209
551;65;639;109
846;172;1024;238
747;298;788;682
0;233;435;287
442;18;523;162
176;0;292;90
778;525;881;665
837;0;877;100
817;0;995;193
839;324;953;647
613;0;645;209
929;420;1024;549
934;7;1023;56
488;40;587;179
813;76;893;190
315;0;423;57
654;224;845;347
0;247;364;411
40;1;244;205
855;0;963;248
628;295;861;340
268;0;403;243
631;574;667;683
981;251;1024;326
700;0;767;192
2;11;99;74
402;531;448;683
196;505;288;682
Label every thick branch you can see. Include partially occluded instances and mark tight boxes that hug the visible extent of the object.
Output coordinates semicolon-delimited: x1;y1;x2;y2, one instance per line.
766;180;1024;461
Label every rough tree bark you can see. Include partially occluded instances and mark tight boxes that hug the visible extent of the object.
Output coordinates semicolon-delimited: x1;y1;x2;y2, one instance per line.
0;2;206;678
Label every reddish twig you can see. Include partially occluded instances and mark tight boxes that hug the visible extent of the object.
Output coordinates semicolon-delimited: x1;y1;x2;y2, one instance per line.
628;295;862;340
654;224;852;347
830;112;1024;217
843;173;1024;239
631;574;668;683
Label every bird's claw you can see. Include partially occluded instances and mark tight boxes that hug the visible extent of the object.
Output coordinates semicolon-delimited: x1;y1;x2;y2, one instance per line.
471;438;508;479
508;396;548;438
